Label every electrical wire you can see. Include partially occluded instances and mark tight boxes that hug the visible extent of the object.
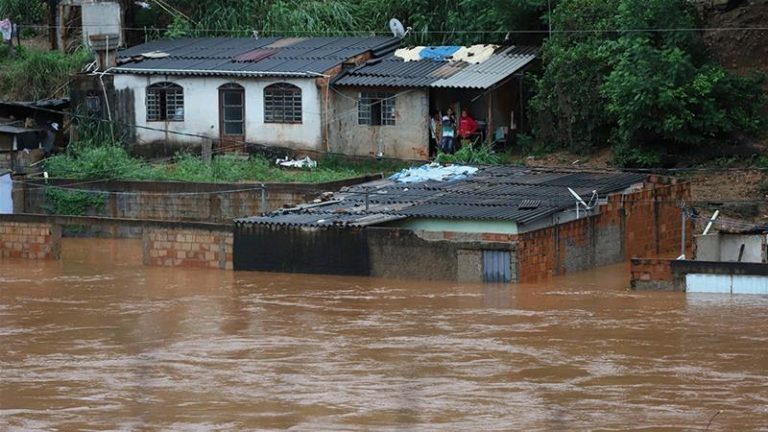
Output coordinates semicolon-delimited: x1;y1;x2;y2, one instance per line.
15;23;768;34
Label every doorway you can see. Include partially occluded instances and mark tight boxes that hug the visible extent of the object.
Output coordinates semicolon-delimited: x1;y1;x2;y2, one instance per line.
219;83;245;151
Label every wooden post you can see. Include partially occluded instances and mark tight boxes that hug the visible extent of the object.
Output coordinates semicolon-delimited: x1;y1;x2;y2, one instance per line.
48;0;58;50
486;92;493;145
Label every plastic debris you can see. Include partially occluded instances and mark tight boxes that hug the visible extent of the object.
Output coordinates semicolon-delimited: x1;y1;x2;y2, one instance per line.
276;156;317;169
389;163;478;184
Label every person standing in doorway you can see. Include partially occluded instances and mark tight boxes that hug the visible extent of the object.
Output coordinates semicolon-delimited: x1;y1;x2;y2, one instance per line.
458;108;478;141
440;112;456;154
429;109;441;158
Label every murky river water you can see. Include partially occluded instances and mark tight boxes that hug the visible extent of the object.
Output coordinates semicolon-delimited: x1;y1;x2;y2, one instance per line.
1;239;767;431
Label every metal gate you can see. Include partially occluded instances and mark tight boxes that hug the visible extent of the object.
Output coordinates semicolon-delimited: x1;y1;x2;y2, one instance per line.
483;250;511;283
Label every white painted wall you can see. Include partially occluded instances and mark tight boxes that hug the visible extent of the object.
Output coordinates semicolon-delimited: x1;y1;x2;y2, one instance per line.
113;74;324;150
687;274;768;295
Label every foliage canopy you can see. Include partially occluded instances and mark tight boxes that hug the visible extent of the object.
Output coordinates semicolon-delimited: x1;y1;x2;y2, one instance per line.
530;0;765;167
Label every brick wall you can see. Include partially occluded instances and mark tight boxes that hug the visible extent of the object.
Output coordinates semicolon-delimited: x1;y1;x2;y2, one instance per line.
630;258;675;291
516;181;693;283
143;227;233;270
0;221;60;259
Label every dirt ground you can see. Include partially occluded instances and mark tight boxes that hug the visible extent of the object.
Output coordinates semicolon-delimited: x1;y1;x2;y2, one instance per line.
523;149;768;222
703;2;768;78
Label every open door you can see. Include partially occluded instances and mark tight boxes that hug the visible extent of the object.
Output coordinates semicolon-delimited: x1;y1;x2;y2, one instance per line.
219;83;245;152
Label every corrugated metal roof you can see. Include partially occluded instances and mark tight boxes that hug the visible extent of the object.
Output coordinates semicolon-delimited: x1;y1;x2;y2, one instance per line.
430;50;537;89
237;166;647;228
114;37;400;77
334;46;537;89
237;212;405;227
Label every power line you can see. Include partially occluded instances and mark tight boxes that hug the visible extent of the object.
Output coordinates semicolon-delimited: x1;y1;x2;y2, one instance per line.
15;23;768;34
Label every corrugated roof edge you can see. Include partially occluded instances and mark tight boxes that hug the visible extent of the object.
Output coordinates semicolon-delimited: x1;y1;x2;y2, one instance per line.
110;67;318;78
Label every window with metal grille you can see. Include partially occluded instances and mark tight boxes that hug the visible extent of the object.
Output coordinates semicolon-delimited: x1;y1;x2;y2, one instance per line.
264;83;302;124
358;92;396;126
146;82;184;122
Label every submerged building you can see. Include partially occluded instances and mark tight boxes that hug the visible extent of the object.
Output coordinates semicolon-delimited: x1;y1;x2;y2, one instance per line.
234;166;691;283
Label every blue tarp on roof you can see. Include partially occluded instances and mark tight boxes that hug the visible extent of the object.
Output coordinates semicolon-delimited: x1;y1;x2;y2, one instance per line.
419;46;461;61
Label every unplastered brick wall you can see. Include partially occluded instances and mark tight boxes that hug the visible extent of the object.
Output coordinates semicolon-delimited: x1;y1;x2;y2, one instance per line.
143;227;233;270
630;258;675;291
516;180;692;283
0;221;60;259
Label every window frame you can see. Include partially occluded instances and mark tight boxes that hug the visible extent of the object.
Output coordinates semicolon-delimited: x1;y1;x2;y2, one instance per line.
358;91;396;126
263;83;303;124
146;82;184;122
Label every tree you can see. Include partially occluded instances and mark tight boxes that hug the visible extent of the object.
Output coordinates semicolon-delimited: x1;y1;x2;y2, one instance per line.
529;0;765;166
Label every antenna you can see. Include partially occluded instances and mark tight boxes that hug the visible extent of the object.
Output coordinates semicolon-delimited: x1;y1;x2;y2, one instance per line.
567;187;598;219
389;18;406;38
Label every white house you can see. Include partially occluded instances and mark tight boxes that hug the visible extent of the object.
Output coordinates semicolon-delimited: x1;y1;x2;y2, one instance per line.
105;37;400;153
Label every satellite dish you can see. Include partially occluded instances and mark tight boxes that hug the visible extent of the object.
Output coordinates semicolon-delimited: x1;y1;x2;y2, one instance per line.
567;187;588;208
389;18;406;38
567;187;598;219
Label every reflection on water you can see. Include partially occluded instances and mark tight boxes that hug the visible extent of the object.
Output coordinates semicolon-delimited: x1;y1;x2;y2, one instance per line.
1;239;767;431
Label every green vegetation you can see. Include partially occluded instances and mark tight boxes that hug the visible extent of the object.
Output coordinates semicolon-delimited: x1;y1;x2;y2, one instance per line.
436;141;502;165
44;188;106;216
138;0;550;45
530;0;765;167
0;0;44;28
46;146;407;183
46;119;409;183
0;47;92;100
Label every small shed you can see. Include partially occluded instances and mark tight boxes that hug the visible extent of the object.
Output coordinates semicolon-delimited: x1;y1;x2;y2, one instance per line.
331;45;538;160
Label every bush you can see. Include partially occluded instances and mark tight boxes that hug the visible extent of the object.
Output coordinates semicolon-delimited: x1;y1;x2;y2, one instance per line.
0;48;92;100
44;188;106;216
529;0;766;166
436;142;502;164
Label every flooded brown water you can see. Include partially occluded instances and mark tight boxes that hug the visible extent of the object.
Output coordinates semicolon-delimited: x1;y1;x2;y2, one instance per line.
1;239;767;431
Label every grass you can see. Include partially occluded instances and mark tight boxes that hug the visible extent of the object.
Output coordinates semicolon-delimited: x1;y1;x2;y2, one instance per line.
435;141;503;165
45;145;412;184
0;46;92;100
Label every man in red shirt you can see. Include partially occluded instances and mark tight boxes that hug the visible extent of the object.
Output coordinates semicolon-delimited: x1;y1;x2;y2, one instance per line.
458;108;478;140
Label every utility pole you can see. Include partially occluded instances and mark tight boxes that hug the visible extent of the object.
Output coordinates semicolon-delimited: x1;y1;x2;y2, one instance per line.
548;0;552;37
48;0;58;50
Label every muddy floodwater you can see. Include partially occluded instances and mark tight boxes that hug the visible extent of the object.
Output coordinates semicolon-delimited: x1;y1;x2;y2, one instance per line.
1;239;767;431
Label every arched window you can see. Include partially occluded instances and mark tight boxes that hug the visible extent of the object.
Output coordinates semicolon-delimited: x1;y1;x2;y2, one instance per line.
146;82;184;122
264;83;302;124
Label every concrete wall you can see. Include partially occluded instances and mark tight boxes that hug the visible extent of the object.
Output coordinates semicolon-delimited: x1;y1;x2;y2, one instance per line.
328;87;429;160
393;218;518;234
695;234;721;261
695;233;767;263
143;227;233;270
720;234;765;263
366;228;517;282
16;177;376;222
113;74;323;150
0;220;61;259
